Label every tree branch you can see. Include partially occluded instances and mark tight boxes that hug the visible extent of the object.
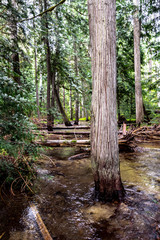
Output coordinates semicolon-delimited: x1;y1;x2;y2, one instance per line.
21;0;66;22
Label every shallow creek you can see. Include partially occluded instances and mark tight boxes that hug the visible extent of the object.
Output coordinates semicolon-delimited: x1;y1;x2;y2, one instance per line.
0;143;160;240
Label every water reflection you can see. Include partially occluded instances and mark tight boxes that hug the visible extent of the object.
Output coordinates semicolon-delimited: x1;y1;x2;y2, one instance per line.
1;144;160;240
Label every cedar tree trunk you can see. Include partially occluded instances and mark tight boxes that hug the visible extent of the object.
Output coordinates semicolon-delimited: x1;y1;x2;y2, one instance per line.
133;0;144;125
88;0;124;202
44;0;53;131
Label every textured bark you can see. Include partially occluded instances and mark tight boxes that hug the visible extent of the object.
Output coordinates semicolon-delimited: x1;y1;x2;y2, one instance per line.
51;71;55;125
63;87;65;110
70;87;73;120
74;40;79;125
44;0;53;131
10;0;21;84
88;0;124;202
133;0;144;125
34;36;40;119
54;87;72;126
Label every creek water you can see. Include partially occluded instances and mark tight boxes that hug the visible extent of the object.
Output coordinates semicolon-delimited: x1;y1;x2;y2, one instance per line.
0;143;160;240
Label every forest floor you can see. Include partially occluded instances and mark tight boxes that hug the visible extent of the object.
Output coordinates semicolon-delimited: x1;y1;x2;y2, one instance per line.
0;120;160;240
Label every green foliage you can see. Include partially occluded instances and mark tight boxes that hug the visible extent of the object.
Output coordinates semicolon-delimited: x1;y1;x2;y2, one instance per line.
0;74;34;141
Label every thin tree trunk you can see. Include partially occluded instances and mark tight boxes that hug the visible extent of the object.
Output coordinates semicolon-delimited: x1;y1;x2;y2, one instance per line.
74;40;79;125
63;87;65;110
51;71;55;125
85;109;89;121
54;87;72;126
133;0;144;125
10;0;21;84
44;0;53;131
82;97;85;118
88;0;124;202
74;94;79;125
34;37;40;119
70;87;73;120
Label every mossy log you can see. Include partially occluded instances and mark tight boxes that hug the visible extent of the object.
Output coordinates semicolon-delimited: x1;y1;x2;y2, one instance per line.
35;139;136;151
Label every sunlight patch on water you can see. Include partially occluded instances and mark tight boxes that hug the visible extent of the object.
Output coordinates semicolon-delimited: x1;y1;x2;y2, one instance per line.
83;203;116;223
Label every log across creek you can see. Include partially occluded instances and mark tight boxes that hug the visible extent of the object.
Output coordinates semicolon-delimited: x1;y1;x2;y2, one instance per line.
34;123;152;152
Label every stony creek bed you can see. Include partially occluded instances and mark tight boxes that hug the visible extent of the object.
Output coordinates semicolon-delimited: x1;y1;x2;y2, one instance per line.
0;143;160;240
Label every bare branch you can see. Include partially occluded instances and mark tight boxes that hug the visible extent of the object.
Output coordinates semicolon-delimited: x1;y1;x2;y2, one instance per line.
21;0;66;22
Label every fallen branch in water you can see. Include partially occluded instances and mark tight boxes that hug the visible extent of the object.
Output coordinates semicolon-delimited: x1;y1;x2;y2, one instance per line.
30;203;53;240
0;232;5;239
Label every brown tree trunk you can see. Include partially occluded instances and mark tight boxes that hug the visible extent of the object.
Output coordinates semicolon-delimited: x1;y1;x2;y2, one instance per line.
54;87;72;126
51;71;55;125
10;0;21;84
34;36;40;119
88;0;124;202
133;0;144;125
74;94;79;125
74;40;79;125
44;0;53;131
63;87;65;110
70;87;73;120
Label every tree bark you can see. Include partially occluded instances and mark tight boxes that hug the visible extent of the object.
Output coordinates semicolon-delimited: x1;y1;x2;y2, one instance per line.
54;87;72;126
44;0;53;131
133;0;144;125
51;71;55;125
88;0;124;202
63;87;65;110
34;35;40;119
10;0;21;84
70;87;73;120
74;40;79;125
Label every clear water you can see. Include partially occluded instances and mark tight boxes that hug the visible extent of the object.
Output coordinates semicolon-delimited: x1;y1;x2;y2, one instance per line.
0;145;160;240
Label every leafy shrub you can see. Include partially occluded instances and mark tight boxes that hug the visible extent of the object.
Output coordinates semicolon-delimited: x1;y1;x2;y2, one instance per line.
0;73;37;193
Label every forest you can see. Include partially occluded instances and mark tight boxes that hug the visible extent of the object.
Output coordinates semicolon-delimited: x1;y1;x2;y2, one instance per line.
0;0;160;239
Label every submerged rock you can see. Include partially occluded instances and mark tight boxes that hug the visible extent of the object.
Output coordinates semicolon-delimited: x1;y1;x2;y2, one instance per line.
83;203;116;222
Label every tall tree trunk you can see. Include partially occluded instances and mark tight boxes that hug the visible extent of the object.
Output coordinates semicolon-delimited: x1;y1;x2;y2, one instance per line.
63;87;65;110
74;40;79;125
51;71;55;125
34;37;40;119
85;109;89;121
54;87;72;126
82;97;85;118
133;0;144;125
70;87;73;120
44;0;53;131
88;0;124;202
10;0;21;84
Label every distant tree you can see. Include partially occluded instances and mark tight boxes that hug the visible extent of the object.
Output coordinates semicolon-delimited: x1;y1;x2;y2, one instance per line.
88;0;124;201
133;0;144;124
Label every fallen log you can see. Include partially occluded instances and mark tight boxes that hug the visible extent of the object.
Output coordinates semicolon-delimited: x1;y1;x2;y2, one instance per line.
30;203;53;240
49;131;90;135
68;152;90;160
35;139;136;152
35;139;90;147
35;126;90;131
52;126;90;130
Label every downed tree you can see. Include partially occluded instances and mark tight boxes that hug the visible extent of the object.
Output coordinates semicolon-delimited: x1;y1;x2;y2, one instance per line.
30;203;53;240
35;125;90;130
54;87;72;126
124;125;160;142
35;139;137;152
35;139;90;147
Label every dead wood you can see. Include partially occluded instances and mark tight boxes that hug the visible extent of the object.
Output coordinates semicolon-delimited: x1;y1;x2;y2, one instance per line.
68;152;90;160
30;203;53;240
35;139;90;147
